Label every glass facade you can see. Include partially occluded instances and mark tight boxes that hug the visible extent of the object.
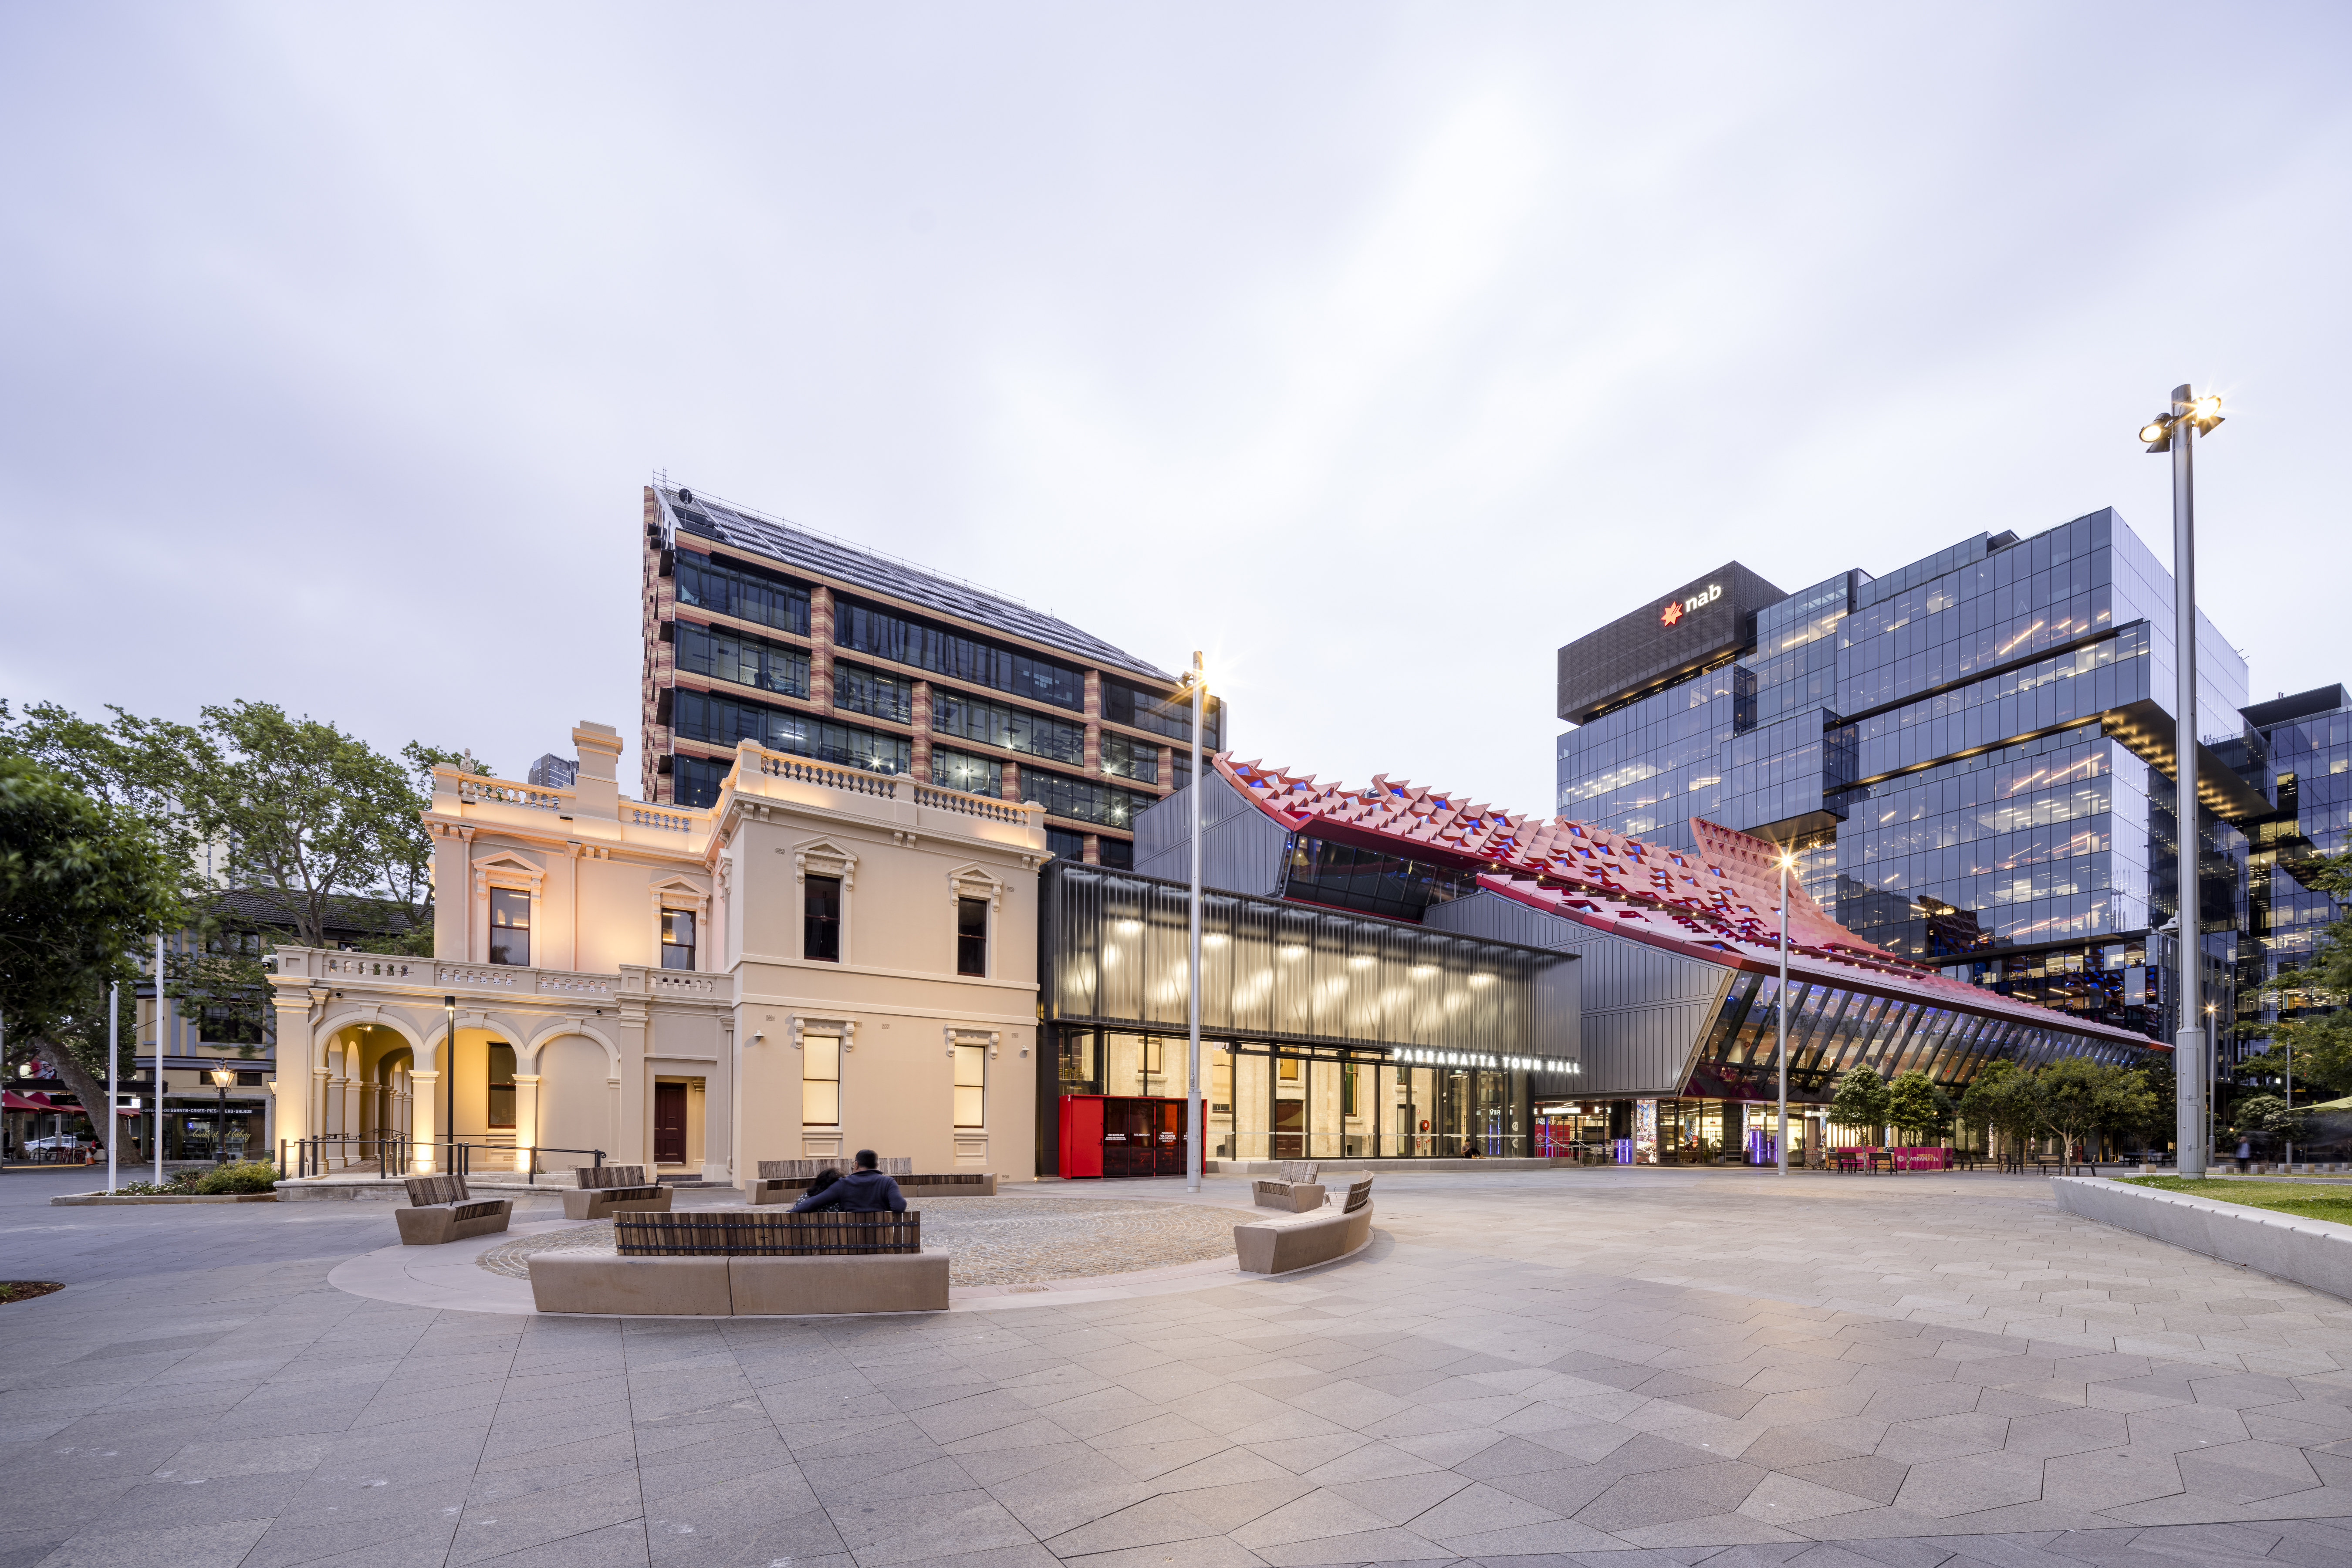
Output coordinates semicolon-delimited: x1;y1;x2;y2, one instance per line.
674;549;811;635
932;688;1085;764
1023;771;1158;830
673;622;809;699
834;598;1086;710
2234;692;2352;1055
1280;835;1480;922
1555;508;2275;1046
670;688;912;804
1042;862;1574;1167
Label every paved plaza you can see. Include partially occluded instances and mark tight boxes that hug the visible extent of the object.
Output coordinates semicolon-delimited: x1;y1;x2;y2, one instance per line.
4;1166;2352;1568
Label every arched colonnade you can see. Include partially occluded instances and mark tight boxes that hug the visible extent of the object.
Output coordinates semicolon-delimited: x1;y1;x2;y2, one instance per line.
300;1007;622;1174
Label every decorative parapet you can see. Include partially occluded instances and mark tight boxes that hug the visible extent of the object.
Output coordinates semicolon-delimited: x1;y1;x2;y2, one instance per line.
727;740;1046;851
278;947;634;1004
618;965;727;1001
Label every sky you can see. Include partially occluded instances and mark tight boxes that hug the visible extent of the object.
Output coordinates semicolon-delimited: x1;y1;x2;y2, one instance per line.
3;2;2348;820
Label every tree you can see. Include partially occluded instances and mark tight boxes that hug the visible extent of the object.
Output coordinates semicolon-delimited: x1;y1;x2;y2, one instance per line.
1886;1069;1951;1146
2034;1057;2154;1163
1829;1065;1890;1143
1958;1058;2039;1170
2233;1093;2308;1149
0;755;180;1139
2094;1066;2160;1156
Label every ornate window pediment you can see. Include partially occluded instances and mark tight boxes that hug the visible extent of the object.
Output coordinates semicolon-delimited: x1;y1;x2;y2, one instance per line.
943;862;1008;911
792;837;858;890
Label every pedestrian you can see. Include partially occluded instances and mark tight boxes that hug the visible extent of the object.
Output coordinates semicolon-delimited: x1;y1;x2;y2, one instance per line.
2236;1135;2252;1175
789;1149;906;1213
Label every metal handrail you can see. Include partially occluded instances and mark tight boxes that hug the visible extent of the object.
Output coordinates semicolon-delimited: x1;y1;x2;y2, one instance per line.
278;1135;605;1183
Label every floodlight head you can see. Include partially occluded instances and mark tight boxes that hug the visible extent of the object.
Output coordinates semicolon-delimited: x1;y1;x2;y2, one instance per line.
2139;419;2170;445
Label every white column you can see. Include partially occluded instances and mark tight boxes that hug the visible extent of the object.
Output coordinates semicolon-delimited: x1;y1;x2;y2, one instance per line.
410;1069;440;1173
514;1072;542;1175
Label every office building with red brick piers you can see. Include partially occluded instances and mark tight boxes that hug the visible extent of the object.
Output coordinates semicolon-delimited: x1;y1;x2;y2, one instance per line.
639;483;1220;869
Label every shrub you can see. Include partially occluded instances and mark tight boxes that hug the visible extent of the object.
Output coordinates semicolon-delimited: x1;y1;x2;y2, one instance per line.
190;1160;278;1194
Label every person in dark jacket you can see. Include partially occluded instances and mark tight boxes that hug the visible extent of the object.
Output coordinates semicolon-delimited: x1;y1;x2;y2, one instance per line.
786;1168;843;1212
791;1149;906;1213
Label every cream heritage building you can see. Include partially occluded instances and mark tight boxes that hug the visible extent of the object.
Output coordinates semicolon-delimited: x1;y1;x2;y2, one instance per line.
267;721;1048;1185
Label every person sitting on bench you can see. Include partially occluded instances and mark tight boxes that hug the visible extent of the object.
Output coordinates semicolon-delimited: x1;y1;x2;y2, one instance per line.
785;1168;842;1212
789;1150;906;1213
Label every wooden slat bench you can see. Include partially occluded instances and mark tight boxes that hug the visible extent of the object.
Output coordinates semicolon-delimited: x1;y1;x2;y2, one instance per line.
393;1174;513;1246
747;1160;994;1204
1251;1160;1324;1212
561;1163;674;1221
527;1208;946;1316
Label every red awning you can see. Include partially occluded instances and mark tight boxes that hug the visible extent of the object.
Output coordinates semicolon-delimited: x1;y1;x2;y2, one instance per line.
3;1090;66;1112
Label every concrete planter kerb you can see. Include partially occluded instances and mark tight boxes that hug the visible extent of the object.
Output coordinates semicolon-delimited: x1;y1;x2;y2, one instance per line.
2053;1176;2352;1301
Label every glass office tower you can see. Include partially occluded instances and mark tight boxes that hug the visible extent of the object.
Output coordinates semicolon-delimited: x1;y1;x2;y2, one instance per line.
1554;509;2304;1045
2231;685;2352;1060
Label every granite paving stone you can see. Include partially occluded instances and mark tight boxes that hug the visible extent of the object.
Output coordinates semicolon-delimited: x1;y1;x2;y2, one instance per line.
15;1165;2352;1566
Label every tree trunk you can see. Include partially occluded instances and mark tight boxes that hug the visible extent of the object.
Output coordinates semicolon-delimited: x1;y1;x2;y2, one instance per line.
35;1041;122;1171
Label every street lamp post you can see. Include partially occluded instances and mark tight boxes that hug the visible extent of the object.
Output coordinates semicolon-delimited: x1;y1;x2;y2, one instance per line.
1184;653;1205;1196
107;981;118;1194
1777;850;1793;1175
2139;386;2223;1177
209;1066;235;1164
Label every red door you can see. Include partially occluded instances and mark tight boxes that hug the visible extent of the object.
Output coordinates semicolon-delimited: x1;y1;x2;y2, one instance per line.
653;1083;687;1166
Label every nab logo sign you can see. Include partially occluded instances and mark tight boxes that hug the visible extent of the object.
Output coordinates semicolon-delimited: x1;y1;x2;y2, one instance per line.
1661;583;1722;629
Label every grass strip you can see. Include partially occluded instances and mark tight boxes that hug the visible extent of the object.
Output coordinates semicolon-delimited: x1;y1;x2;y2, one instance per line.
2119;1175;2352;1226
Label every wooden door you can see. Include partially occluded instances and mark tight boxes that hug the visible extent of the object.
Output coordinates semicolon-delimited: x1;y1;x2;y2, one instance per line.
653;1082;687;1166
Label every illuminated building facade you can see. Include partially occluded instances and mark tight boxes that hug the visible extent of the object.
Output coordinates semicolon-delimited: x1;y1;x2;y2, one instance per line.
1039;752;2156;1171
1553;509;2326;1048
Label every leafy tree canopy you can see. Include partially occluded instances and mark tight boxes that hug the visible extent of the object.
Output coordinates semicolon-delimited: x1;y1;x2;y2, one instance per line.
1828;1064;1889;1132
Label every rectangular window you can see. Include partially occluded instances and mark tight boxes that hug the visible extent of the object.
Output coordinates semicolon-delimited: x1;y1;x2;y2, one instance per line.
1023;770;1157;829
930;689;1086;763
673;549;812;635
488;888;531;966
953;1042;985;1128
804;875;841;962
487;1042;516;1129
674;622;809;698
833;599;1084;710
803;1035;840;1126
1099;732;1159;783
1104;679;1223;748
932;746;1004;797
832;663;914;725
660;909;697;971
670;689;913;776
956;896;988;977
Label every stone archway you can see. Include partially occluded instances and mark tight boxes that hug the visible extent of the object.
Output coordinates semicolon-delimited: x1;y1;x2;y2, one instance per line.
521;1021;623;1176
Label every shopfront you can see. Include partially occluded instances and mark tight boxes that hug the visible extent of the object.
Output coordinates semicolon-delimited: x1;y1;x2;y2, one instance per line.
1037;862;1580;1175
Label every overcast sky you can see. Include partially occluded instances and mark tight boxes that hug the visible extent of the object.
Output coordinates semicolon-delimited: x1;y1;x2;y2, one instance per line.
4;3;2347;820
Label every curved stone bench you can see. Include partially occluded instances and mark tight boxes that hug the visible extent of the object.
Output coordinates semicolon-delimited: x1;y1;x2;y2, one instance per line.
1235;1190;1375;1275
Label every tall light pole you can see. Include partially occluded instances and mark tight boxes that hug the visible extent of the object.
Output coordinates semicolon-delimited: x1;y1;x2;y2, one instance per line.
107;981;118;1193
1185;652;1205;1195
2139;386;2224;1177
1777;849;1793;1175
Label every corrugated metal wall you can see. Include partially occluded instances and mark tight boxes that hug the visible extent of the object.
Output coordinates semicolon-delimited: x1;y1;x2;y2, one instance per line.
1428;890;1723;1097
1132;770;1292;897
